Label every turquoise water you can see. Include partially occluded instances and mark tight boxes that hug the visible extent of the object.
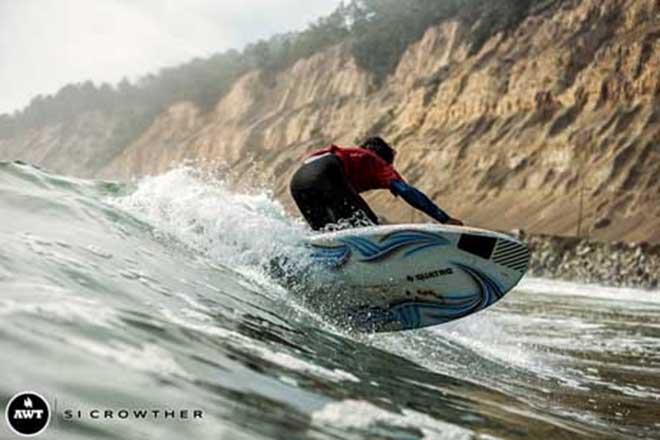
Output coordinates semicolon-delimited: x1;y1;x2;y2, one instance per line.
0;162;658;439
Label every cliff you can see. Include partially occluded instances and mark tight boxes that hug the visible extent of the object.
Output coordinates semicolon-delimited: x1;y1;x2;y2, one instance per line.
1;0;658;243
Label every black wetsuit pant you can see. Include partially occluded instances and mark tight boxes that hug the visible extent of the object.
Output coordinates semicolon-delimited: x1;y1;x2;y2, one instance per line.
290;153;379;230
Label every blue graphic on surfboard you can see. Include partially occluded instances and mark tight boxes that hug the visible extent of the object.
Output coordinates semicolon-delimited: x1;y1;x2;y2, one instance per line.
305;224;529;332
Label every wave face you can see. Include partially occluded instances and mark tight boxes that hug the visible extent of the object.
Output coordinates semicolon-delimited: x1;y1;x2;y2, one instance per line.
1;162;658;440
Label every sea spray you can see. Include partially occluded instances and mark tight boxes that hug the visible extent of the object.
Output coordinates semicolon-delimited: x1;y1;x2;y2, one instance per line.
110;166;311;270
108;166;343;325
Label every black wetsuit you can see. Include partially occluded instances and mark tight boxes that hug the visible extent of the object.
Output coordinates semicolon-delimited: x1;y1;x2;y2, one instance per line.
290;153;378;230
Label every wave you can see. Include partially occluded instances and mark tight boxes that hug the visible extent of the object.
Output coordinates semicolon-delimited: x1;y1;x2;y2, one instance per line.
0;161;657;440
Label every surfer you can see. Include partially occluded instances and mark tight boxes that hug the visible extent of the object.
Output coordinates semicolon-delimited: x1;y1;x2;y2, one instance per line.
290;137;463;230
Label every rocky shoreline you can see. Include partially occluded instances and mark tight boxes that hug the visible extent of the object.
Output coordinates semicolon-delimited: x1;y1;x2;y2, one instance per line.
522;233;659;290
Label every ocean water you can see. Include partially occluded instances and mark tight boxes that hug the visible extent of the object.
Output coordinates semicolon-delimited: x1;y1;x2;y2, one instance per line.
0;161;658;440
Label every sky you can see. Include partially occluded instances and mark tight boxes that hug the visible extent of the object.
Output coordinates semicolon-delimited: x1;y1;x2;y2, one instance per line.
0;0;343;114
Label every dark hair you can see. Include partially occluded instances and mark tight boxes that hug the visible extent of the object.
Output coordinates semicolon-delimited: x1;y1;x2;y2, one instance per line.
360;136;396;164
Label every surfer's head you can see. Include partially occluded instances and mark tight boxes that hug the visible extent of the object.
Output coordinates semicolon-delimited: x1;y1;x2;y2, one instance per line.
360;137;396;164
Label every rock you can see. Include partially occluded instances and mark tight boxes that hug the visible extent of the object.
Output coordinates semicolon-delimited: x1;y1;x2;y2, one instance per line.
527;233;659;290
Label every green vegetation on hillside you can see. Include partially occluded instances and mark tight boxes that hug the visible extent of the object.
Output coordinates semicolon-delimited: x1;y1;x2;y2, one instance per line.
0;0;557;145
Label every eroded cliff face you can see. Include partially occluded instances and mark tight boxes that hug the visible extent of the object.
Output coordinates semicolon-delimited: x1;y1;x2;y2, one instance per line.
0;110;127;176
2;0;658;242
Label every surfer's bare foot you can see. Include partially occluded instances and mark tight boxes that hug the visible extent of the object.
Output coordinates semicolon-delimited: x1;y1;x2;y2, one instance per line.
446;218;464;226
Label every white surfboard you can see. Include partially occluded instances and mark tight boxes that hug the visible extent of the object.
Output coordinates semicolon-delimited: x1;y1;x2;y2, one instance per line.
305;224;529;332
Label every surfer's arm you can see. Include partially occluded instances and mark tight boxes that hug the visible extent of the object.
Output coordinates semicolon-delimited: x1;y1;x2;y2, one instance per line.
389;180;456;224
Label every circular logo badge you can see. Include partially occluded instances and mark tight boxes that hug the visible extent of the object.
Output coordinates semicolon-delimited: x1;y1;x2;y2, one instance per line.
5;392;50;437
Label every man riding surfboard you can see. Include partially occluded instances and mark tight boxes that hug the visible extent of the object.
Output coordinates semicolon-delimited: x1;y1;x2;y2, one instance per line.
290;137;463;230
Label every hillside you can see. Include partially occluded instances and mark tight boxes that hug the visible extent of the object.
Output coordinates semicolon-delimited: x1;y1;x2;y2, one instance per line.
1;0;658;243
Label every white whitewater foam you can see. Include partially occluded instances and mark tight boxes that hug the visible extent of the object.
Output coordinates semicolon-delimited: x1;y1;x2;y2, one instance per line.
311;399;497;440
66;336;192;380
247;347;360;383
518;277;660;304
111;167;310;269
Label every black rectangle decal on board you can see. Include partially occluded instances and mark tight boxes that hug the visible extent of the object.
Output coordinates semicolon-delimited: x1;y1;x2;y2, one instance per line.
457;234;497;260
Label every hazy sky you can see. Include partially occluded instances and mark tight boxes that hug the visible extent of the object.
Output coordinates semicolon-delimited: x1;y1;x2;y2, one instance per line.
0;0;343;114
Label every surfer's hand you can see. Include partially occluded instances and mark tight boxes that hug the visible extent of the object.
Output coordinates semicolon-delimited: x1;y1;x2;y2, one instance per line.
445;217;464;226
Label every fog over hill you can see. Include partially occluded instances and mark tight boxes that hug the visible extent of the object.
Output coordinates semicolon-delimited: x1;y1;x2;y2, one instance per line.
0;0;344;114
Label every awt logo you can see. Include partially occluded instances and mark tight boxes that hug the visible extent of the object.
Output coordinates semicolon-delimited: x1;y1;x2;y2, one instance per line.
5;392;50;436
